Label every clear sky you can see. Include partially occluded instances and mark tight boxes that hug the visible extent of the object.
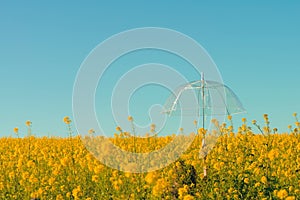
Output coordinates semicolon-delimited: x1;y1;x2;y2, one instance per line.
1;1;299;137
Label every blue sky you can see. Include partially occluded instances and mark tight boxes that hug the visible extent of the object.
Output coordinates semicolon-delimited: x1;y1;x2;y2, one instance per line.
0;1;299;137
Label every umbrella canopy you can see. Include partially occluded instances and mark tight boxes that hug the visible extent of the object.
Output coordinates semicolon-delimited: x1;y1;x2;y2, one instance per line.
163;79;246;125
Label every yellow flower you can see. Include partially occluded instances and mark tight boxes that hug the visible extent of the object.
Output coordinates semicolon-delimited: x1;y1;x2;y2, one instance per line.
9;171;15;179
56;194;64;200
37;187;43;195
150;124;156;133
285;196;295;200
244;178;249;184
60;185;66;192
294;128;298;133
113;180;120;190
254;182;261;187
128;116;133;121
48;177;55;185
152;178;168;197
293;112;297;117
178;185;189;198
13;127;19;134
242;118;246;123
150;123;156;129
124;172;131;178
116;126;122;132
92;175;99;182
263;126;270;133
252;120;257;124
145;172;157;184
268;149;279;161
27;160;35;168
0;182;4;190
66;192;71;198
183;194;195;200
94;165;104;174
88;129;95;134
227;187;234;194
261;176;267;184
213;162;221;171
60;157;71;166
72;186;82;198
25;120;32;127
198;128;206;135
227;115;232;120
63;116;71;124
236;156;243;164
277;189;288;199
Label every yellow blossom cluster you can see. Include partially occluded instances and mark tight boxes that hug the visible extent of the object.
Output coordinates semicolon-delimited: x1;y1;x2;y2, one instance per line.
1;114;299;199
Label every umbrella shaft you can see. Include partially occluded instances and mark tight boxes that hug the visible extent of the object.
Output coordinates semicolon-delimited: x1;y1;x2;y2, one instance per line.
201;72;205;129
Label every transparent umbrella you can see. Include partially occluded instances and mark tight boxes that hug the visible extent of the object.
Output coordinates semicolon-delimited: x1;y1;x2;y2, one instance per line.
163;75;245;125
163;73;246;177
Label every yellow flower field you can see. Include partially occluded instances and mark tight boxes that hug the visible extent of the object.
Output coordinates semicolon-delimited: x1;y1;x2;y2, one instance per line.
1;115;300;199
